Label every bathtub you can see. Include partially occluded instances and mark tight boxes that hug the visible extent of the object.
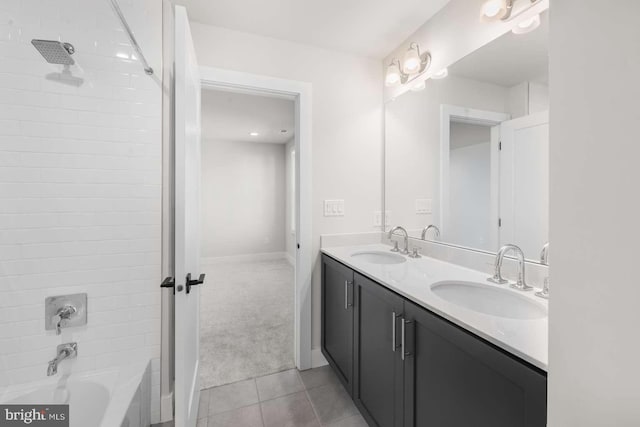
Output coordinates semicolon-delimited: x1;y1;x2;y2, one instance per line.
0;359;151;427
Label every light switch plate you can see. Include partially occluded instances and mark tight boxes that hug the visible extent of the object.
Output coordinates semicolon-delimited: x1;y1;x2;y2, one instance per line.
415;198;432;214
374;211;392;227
324;200;344;217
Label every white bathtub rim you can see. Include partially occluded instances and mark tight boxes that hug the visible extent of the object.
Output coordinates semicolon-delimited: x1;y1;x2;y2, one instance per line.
0;357;150;427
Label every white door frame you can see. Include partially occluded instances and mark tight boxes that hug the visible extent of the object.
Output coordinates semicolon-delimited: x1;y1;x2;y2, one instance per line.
439;105;510;248
199;66;313;370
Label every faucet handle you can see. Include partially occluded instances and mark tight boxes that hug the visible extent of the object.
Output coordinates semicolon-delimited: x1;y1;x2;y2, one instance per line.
408;247;421;259
53;305;77;335
487;274;509;285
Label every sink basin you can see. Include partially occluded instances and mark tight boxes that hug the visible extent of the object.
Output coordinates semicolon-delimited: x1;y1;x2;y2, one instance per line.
430;281;547;320
351;251;406;265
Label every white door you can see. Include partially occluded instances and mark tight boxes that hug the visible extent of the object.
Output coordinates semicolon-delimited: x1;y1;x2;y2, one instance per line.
499;111;549;257
174;5;202;427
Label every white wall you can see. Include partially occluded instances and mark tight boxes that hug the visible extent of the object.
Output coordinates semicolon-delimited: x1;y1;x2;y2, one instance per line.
449;123;492;249
201;139;286;258
548;1;640;426
385;75;509;238
0;0;163;422
190;23;383;350
383;0;548;101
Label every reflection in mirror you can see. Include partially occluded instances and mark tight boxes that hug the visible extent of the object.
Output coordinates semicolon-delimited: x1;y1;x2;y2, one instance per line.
384;11;549;262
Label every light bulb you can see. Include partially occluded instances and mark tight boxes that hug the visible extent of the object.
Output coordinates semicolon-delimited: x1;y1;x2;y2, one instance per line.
249;132;259;136
385;62;401;87
482;0;503;18
432;68;449;79
512;13;541;34
403;45;422;74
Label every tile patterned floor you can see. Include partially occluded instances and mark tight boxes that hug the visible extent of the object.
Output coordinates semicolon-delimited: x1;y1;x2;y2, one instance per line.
152;366;368;427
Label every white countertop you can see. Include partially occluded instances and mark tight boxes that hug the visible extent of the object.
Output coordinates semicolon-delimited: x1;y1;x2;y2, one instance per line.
321;244;548;371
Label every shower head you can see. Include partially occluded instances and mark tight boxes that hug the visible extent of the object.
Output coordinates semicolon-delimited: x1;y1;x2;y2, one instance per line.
31;40;75;65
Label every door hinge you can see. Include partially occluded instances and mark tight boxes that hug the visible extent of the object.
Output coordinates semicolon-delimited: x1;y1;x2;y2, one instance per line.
498;218;502;227
498;141;502;151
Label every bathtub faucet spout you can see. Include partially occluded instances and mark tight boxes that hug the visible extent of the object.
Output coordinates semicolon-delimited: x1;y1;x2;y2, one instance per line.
47;342;77;376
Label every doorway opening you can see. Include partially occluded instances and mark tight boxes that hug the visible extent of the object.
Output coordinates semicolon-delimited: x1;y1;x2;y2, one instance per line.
198;87;296;388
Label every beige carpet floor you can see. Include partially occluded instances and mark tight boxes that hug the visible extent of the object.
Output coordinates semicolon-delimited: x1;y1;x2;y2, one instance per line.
199;258;295;389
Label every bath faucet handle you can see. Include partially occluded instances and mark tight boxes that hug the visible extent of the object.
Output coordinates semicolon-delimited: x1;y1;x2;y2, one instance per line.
53;305;77;335
408;247;421;259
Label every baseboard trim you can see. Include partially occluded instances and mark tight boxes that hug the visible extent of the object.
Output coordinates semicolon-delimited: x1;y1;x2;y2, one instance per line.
285;253;295;266
201;252;287;265
311;348;328;368
159;391;173;423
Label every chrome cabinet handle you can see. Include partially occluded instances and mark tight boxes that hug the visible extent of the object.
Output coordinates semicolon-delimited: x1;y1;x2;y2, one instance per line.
401;318;413;361
401;318;406;360
344;280;353;309
392;312;397;352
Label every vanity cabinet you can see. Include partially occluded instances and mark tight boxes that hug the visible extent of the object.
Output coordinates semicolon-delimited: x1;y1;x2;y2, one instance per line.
403;299;547;427
321;255;355;395
320;254;547;427
353;273;404;427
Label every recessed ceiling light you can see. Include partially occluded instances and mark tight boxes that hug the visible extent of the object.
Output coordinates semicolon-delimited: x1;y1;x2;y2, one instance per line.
249;132;259;136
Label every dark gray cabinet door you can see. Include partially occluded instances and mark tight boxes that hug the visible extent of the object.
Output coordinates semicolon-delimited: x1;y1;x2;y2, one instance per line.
353;272;404;427
321;255;355;395
403;300;547;427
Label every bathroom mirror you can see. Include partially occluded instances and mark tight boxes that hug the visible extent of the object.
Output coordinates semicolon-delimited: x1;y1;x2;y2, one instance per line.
384;12;549;262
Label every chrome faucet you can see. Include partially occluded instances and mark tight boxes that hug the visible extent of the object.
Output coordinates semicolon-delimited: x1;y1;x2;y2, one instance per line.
388;226;409;254
53;305;77;335
488;244;533;291
536;242;549;299
421;225;440;241
47;342;77;376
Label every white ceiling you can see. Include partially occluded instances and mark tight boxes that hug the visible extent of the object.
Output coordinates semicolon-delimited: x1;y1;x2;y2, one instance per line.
173;0;451;59
201;89;295;144
450;12;549;87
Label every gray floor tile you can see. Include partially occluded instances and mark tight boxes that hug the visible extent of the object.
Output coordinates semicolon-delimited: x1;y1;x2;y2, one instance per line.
198;388;210;419
324;414;369;427
256;369;305;401
208;404;263;427
261;391;320;427
306;383;358;425
299;365;341;390
209;379;259;415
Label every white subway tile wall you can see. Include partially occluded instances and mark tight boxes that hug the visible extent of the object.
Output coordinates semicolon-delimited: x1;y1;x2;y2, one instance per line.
0;0;163;422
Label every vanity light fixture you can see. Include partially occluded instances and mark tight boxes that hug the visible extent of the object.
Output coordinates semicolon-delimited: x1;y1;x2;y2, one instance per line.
432;68;449;79
402;42;432;75
386;44;433;88
385;59;405;87
481;0;512;20
249;132;259;136
481;0;540;22
512;13;541;34
410;80;426;92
